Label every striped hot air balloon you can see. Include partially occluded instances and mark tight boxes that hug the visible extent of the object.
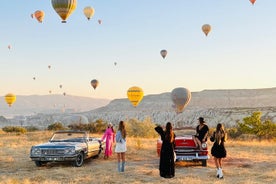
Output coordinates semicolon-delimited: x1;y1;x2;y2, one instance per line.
51;0;77;23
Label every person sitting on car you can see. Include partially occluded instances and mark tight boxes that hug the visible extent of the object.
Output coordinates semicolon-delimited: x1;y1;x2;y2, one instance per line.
194;117;209;150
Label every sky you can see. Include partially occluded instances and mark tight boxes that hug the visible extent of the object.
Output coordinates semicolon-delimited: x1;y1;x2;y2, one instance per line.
1;0;276;100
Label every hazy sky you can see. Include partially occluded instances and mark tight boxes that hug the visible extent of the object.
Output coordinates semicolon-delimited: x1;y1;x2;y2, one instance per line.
1;0;275;99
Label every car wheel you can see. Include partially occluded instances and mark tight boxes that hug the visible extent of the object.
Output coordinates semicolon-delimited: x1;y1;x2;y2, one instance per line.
35;161;47;167
202;159;207;167
73;152;84;167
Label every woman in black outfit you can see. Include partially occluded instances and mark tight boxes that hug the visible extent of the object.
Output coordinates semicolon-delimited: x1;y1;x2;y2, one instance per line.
194;117;209;150
210;123;227;179
154;122;175;178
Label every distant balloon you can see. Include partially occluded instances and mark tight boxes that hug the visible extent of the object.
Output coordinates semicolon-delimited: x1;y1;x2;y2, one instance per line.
98;19;102;24
59;84;63;88
8;45;11;50
5;93;16;107
49;90;52;94
33;77;36;80
48;65;51;69
160;49;167;59
63;92;66;96
114;62;117;66
171;87;191;113
32;10;45;23
127;86;144;107
51;0;77;23
83;6;95;20
249;0;256;5
202;24;211;36
91;79;99;90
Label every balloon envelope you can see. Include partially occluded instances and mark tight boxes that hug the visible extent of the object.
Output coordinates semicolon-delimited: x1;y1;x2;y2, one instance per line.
202;24;211;36
171;87;191;113
83;6;95;20
91;79;99;89
160;50;167;59
51;0;77;23
127;86;144;107
250;0;256;5
33;10;45;23
5;93;16;107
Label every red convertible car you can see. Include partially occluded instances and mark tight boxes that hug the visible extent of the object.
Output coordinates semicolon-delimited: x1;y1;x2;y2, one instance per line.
156;127;209;166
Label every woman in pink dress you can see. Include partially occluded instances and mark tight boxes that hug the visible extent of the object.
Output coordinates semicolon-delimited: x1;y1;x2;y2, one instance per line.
101;123;115;159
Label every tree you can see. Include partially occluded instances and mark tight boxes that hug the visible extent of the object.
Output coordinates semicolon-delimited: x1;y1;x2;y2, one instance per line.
238;111;276;139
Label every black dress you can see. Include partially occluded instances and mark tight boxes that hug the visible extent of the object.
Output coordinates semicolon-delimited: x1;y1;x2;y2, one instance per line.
155;126;175;178
195;124;209;142
211;132;227;158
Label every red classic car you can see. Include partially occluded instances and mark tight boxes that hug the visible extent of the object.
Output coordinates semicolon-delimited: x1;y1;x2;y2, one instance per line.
156;127;209;166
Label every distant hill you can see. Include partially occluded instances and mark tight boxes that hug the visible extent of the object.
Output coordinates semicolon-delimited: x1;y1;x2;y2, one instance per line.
3;88;276;129
0;95;110;118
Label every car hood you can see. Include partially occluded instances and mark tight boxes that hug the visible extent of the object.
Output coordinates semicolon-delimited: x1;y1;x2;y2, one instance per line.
33;142;85;148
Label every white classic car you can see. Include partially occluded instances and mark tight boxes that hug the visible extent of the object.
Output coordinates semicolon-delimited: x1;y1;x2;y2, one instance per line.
30;130;104;167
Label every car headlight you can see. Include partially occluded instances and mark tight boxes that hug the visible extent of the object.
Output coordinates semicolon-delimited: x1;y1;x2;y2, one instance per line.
64;147;75;154
31;147;41;155
201;142;207;149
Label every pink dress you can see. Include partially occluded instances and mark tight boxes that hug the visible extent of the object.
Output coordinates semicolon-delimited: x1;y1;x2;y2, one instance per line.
101;128;115;157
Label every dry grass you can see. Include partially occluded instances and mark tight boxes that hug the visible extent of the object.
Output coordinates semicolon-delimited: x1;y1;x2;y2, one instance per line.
0;131;275;184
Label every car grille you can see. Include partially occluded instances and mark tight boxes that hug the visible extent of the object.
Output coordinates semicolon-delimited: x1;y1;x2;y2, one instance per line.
41;149;65;156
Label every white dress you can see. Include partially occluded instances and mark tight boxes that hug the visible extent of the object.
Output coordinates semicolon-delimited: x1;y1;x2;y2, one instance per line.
115;131;127;153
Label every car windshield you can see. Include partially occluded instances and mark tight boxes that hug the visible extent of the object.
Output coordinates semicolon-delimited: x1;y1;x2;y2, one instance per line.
174;128;196;137
50;132;86;142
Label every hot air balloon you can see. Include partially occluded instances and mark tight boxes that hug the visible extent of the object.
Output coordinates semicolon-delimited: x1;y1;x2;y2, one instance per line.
33;77;36;80
83;6;95;20
160;49;167;59
32;10;45;23
5;93;16;107
171;87;191;113
63;92;66;96
249;0;256;5
98;19;102;24
51;0;77;23
91;79;99;90
202;24;211;36
127;86;144;107
48;65;51;69
49;90;52;94
8;45;11;50
59;84;63;88
114;62;117;66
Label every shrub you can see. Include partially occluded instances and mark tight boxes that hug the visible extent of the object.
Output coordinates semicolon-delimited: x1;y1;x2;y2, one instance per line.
25;126;40;132
125;117;158;138
47;122;66;131
2;126;27;134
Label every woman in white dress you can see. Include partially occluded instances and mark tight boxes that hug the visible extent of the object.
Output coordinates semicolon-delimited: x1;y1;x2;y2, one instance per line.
115;121;127;172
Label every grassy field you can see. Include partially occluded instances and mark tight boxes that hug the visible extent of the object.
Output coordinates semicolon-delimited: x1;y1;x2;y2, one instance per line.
0;131;275;184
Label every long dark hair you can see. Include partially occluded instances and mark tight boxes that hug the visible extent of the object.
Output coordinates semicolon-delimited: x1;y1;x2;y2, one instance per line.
165;122;174;143
118;121;126;139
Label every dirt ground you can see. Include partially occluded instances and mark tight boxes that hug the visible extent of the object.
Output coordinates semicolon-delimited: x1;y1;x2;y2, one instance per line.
0;132;275;184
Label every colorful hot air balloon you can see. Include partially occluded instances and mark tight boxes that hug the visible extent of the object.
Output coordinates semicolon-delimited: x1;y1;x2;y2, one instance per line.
59;84;63;88
83;6;95;20
5;93;16;107
98;19;102;24
249;0;256;5
32;10;45;23
127;86;144;107
202;24;211;36
91;79;99;90
160;49;167;59
8;45;11;50
171;87;191;113
51;0;77;23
